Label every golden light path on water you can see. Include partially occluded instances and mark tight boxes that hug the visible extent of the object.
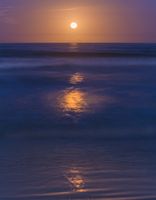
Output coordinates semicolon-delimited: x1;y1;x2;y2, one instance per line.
65;168;86;193
59;88;87;114
57;72;88;115
69;72;85;85
46;72;112;119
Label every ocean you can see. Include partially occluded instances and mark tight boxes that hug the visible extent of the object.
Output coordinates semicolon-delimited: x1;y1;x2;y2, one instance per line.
0;43;156;199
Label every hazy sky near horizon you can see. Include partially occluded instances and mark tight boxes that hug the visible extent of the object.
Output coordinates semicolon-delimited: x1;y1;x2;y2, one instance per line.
0;0;156;42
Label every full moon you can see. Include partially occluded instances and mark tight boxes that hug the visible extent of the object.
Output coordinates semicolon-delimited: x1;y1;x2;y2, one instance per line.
70;22;78;30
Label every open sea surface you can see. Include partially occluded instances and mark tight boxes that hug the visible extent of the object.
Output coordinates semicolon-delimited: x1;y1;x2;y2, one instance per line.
0;43;156;199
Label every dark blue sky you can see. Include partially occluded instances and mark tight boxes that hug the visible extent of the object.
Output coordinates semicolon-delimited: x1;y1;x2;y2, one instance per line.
0;0;156;42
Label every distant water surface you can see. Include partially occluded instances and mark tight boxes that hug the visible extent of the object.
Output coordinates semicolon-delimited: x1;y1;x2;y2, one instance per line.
0;43;156;139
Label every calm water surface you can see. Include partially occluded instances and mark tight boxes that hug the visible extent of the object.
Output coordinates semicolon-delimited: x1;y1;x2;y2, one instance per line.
0;43;156;138
0;43;156;199
1;139;156;200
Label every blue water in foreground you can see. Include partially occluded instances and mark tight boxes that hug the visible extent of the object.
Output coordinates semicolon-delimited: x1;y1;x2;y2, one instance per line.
0;43;156;199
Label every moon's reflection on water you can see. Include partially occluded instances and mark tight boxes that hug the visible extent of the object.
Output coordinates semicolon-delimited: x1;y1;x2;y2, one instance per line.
58;88;88;114
46;72;112;120
65;168;86;193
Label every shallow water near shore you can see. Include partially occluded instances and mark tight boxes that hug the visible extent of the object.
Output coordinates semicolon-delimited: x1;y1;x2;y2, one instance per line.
1;139;156;200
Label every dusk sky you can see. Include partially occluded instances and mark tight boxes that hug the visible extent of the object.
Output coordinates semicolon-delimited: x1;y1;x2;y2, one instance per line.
0;0;156;43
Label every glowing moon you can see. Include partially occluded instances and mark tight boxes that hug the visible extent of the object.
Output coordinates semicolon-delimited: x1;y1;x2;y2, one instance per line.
70;22;78;30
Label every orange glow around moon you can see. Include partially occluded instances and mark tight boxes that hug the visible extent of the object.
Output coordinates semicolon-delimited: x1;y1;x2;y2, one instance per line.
70;22;78;30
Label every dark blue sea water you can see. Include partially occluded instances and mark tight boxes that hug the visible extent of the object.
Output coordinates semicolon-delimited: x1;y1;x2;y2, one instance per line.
0;43;156;139
0;43;156;199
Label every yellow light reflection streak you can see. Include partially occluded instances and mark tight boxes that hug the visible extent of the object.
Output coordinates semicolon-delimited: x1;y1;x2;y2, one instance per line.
65;168;86;193
59;89;87;113
70;73;84;85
